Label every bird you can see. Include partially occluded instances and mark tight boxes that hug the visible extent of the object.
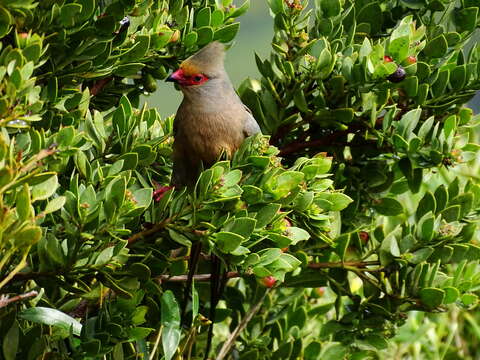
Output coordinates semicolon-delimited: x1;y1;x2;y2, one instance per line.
166;41;261;187
165;41;261;359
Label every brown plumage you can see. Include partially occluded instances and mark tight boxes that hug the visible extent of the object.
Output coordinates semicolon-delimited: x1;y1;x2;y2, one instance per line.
167;41;261;187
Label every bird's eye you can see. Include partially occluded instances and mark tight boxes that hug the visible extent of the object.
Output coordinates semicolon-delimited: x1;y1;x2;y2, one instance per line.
193;75;203;82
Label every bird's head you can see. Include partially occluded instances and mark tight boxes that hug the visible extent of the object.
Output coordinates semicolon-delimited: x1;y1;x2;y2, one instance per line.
167;41;226;88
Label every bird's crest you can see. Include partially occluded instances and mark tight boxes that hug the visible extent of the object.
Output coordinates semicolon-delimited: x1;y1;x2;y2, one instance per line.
180;41;225;76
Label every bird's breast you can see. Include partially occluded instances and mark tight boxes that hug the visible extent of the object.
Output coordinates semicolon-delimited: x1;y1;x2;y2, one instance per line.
175;107;245;164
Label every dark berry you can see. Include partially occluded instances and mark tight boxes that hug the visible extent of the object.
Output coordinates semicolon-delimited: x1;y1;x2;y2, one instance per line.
388;66;406;83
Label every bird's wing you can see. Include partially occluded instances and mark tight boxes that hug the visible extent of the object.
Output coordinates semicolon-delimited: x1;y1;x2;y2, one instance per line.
243;105;261;137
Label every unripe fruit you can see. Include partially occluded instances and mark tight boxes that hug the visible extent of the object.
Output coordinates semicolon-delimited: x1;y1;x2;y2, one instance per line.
262;276;276;288
387;66;406;83
359;231;369;243
406;56;417;64
315;287;325;297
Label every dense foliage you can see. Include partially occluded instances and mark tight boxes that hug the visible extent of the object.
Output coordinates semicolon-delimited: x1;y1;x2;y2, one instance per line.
0;0;479;359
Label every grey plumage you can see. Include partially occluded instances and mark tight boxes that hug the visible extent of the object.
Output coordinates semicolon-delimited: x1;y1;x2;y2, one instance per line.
168;42;261;187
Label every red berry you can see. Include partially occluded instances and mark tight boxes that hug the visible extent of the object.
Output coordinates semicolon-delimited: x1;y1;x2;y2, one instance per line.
262;276;276;288
383;55;393;63
359;231;369;243
281;247;289;252
406;55;417;64
316;287;325;297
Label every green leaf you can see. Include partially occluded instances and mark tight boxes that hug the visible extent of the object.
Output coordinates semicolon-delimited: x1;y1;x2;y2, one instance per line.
95;246;114;266
161;291;181;360
196;7;211;27
423;35;447;58
410;247;434;264
316;193;353;211
441;205;461;222
417;212;435;242
14;226;42;248
19;307;82;335
16;184;32;221
197;26;214;45
419;288;444;308
121;35;150;62
2;321;18;360
168;229;192;247
224;217;256;238
461;293;478;307
44;196;66;214
242;185;263;204
443;286;459;304
416;192;436;220
320;0;341;17
267;0;283;14
255;203;281;228
455;7;478;32
373;198;404;216
31;174;58;201
216;231;244;253
214;22;240;42
395;108;421;140
0;6;12;39
285;227;310;245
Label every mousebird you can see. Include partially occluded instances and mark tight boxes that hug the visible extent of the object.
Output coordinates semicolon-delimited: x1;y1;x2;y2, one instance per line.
166;41;261;187
165;41;261;359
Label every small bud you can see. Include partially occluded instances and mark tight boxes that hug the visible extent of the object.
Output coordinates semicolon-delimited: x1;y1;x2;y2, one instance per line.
262;276;276;288
387;66;406;83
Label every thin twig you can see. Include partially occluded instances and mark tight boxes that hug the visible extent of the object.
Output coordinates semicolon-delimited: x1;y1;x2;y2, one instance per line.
127;218;172;245
0;290;38;309
216;288;272;360
307;260;379;269
149;325;163;360
156;271;240;283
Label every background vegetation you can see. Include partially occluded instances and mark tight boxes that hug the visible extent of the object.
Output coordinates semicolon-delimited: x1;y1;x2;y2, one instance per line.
0;0;479;359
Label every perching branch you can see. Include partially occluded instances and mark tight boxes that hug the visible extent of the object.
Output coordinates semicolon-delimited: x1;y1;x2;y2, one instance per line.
127;218;172;245
0;290;38;309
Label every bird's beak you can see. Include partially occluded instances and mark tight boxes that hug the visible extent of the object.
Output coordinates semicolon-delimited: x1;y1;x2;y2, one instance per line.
166;69;183;83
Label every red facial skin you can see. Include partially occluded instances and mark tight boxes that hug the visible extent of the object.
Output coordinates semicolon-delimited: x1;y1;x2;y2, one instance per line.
167;68;209;86
383;55;393;63
262;276;276;288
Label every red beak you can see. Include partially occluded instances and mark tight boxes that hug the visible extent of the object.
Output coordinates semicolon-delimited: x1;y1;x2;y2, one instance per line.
166;69;183;82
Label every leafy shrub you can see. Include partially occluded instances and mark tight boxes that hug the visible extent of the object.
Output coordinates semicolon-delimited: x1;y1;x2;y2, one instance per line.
0;0;479;359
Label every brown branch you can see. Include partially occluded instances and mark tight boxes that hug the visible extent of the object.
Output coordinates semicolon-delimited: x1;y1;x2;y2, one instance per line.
127;218;172;246
155;271;240;283
278;123;366;157
307;260;380;269
0;290;38;309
